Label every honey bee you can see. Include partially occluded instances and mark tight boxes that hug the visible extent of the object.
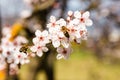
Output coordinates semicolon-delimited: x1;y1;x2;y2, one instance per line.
19;44;29;53
61;26;70;38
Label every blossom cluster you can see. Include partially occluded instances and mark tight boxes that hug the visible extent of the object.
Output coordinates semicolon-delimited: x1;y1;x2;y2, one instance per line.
0;27;29;74
30;11;93;59
0;11;92;74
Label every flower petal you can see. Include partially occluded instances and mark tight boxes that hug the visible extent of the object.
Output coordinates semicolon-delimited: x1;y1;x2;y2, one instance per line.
25;59;30;64
42;30;48;36
74;11;81;18
52;40;60;48
50;16;56;22
85;19;93;26
33;37;39;44
14;59;19;64
20;60;25;65
42;47;48;52
56;47;63;53
56;54;63;60
36;50;43;57
75;32;81;38
76;38;81;43
61;41;69;48
72;19;79;25
68;11;73;16
83;11;90;18
35;30;41;37
30;46;37;52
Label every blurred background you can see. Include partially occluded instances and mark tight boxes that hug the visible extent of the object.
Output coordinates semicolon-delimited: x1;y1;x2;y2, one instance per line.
0;0;120;80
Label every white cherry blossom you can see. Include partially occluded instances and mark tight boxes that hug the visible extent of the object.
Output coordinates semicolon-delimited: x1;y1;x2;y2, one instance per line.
56;46;72;60
50;31;69;48
14;51;30;65
47;16;60;34
33;30;50;45
0;34;29;66
73;11;93;26
30;44;48;57
67;24;80;41
56;18;66;27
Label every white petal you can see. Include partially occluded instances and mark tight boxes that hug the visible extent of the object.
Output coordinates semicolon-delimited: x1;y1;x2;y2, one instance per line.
49;28;55;33
83;11;90;18
30;46;37;52
58;19;66;26
56;47;63;53
85;19;93;26
36;50;43;57
50;34;58;40
59;32;65;37
50;16;56;22
78;24;86;30
33;38;39;44
14;59;19;64
76;38;81;43
56;54;63;60
68;11;73;16
44;39;50;44
69;35;75;41
75;32;81;38
42;47;48;52
61;41;69;48
35;30;41;36
20;60;25;65
25;59;30;64
74;11;81;18
47;23;52;28
72;19;79;25
42;30;48;36
52;40;60;48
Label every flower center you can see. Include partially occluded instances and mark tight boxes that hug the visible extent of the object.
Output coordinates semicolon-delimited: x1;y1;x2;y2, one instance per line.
80;30;84;35
39;37;44;41
80;18;85;23
62;50;67;54
37;46;41;49
13;41;18;46
18;55;21;58
52;23;56;27
7;51;11;55
71;28;76;32
59;37;63;40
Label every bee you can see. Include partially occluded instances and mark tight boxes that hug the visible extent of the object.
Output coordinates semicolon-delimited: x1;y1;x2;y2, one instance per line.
19;44;29;53
61;26;70;38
